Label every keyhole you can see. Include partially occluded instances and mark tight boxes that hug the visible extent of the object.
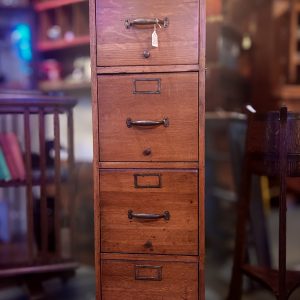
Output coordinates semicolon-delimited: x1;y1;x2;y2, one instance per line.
143;148;152;156
143;50;150;58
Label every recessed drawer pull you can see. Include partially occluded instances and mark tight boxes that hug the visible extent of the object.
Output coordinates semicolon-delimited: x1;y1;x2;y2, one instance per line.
134;173;162;188
135;265;162;281
125;17;169;29
126;118;169;128
133;78;161;94
128;210;170;221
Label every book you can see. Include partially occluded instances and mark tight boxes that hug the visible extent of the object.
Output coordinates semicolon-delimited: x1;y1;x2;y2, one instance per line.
0;200;9;242
0;147;11;181
5;133;26;180
0;133;26;180
0;133;19;180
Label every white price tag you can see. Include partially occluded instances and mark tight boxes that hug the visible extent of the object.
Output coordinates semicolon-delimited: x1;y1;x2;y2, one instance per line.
152;29;158;48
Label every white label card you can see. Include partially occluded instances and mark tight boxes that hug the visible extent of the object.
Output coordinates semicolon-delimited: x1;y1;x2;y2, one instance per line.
152;30;158;48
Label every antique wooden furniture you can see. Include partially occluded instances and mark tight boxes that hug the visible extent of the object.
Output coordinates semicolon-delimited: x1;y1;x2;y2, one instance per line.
89;0;206;299
0;91;77;299
34;0;90;93
228;107;300;299
288;0;300;85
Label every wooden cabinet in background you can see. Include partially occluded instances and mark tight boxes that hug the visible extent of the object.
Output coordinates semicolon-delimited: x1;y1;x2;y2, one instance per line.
33;0;90;93
90;0;206;299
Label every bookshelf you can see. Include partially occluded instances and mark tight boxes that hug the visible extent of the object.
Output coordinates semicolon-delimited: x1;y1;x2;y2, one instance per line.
0;2;35;90
289;1;300;83
0;91;77;298
271;0;300;111
38;79;90;92
34;0;91;94
37;35;90;51
34;0;87;11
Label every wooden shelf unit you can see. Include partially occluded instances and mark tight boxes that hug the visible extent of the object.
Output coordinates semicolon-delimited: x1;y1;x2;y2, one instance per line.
39;79;90;92
289;1;300;83
35;0;90;93
0;92;77;297
34;0;87;12
37;35;90;52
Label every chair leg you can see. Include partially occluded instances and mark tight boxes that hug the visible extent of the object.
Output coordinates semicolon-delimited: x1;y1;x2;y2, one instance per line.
278;107;288;300
250;176;272;269
227;165;252;300
26;280;45;300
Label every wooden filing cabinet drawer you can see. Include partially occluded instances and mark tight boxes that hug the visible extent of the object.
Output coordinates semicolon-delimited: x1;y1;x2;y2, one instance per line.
100;169;198;255
101;259;198;299
98;73;199;162
96;0;199;66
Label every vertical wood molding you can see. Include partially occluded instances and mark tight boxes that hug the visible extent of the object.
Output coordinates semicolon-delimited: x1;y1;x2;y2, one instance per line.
89;0;101;298
199;0;206;299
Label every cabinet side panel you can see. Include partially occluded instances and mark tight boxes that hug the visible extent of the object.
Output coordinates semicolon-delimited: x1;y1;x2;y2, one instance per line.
199;0;206;299
89;0;101;299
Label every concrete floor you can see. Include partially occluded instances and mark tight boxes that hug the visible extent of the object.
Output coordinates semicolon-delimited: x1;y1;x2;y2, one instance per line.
0;266;95;300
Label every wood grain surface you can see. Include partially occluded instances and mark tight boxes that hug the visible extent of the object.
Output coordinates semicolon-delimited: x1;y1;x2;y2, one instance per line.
99;161;199;169
100;169;199;255
96;0;199;66
97;65;200;74
198;0;206;297
101;252;199;262
98;72;199;162
101;258;198;299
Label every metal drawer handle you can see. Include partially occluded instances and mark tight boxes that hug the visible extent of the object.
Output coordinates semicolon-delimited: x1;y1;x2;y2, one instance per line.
128;210;170;221
125;17;169;29
126;118;169;128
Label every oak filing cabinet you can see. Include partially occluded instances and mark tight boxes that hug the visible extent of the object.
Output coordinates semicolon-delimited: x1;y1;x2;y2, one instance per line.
89;0;206;299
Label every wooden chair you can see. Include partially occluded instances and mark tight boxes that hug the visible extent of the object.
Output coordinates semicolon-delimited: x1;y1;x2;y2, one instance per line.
228;107;300;300
205;112;272;267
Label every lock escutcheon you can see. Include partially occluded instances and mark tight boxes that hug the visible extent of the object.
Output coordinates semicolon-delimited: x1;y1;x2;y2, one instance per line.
143;148;152;156
143;50;150;58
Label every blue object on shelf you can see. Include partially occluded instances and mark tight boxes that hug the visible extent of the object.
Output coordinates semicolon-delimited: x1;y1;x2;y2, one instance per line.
0;200;9;243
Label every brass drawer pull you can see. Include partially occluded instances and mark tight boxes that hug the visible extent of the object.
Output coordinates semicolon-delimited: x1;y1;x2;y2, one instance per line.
125;17;169;29
128;210;170;221
126;118;169;128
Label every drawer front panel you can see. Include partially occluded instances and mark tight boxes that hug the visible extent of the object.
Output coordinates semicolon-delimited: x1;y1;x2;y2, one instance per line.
98;73;199;162
100;169;198;255
96;0;199;66
101;259;198;299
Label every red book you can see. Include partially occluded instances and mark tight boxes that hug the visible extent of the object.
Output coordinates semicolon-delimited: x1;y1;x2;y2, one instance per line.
0;133;26;180
0;133;19;180
5;133;26;180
